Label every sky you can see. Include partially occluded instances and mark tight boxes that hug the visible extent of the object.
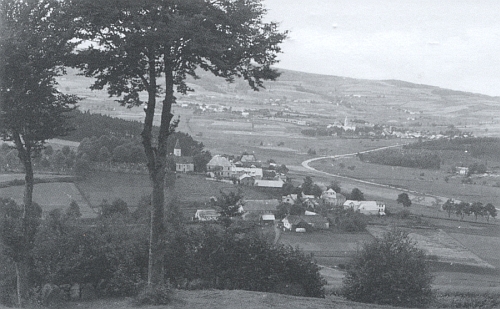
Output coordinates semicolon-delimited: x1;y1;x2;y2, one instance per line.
263;0;500;96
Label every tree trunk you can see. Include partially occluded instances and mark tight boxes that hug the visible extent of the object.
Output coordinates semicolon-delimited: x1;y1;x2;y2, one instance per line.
13;133;36;307
141;53;175;286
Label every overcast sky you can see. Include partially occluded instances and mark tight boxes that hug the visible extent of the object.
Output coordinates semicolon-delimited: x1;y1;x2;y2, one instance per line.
263;0;500;96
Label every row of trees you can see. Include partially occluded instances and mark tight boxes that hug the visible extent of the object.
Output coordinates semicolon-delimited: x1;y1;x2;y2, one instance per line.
442;199;497;222
359;149;441;169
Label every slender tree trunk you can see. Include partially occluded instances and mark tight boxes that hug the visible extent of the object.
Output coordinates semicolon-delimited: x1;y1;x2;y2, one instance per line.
13;133;36;307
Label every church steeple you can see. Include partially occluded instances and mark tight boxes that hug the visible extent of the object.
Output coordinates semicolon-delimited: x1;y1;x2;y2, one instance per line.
174;139;181;156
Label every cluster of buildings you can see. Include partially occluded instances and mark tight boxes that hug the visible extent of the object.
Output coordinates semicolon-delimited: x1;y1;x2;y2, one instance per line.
194;188;386;233
206;154;285;188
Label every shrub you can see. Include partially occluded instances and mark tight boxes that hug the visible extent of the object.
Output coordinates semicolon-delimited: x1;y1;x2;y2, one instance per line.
342;228;434;307
133;283;174;306
338;209;368;232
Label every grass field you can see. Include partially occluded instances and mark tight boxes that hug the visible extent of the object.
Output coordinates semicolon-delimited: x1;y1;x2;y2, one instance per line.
309;156;500;207
74;171;280;218
0;182;95;218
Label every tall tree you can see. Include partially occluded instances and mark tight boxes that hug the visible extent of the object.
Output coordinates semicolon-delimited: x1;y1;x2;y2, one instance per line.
71;0;287;286
0;0;77;305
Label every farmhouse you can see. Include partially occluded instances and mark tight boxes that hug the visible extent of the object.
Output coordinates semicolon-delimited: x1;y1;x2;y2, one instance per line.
282;194;298;204
239;174;255;186
343;200;386;215
282;214;330;231
321;189;347;206
456;166;469;176
194;209;220;221
233;166;263;179
206;155;234;178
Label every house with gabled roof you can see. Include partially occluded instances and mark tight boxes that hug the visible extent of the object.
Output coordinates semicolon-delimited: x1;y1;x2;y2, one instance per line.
321;189;346;206
206;155;234;178
343;200;386;215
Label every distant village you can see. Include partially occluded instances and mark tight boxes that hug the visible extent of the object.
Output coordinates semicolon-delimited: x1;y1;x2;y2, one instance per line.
178;101;473;141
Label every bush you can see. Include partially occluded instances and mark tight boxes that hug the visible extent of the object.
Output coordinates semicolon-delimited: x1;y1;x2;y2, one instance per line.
133;283;174;306
342;228;433;307
164;225;326;298
338;210;368;232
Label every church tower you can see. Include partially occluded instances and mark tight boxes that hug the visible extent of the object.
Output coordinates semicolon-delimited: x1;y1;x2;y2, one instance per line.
173;139;181;156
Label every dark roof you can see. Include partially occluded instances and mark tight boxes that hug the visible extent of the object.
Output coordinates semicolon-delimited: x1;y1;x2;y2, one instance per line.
283;215;304;225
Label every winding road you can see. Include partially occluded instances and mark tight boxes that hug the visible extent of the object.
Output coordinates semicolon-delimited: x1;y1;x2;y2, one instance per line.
298;144;450;209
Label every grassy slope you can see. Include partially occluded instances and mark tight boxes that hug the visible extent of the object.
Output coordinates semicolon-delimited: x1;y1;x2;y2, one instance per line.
47;290;393;309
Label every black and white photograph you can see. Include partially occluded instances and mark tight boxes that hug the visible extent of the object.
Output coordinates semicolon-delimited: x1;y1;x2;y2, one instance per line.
1;0;499;308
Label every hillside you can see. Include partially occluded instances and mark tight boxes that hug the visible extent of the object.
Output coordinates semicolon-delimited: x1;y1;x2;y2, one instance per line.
59;67;500;136
44;290;394;309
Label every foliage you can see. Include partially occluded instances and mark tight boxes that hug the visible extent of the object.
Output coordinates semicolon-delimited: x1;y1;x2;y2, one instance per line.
397;192;412;207
332;207;368;232
32;216;149;297
348;188;365;201
213;190;243;218
405;137;500;159
1;0;78;302
133;283;174;306
342;228;434;307
164;225;326;298
327;181;342;193
66;200;82;219
100;198;129;218
71;0;286;286
360;148;441;169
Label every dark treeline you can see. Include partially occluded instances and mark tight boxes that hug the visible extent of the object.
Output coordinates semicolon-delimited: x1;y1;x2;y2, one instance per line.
405;137;500;158
65;110;147;141
78;132;205;164
359;149;441;169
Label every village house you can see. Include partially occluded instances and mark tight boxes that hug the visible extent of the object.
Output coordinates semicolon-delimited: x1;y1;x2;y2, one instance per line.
233;166;263;179
321;188;347;206
206;155;234;178
239;174;255;186
194;209;220;221
241;199;279;223
343;200;386;215
282;194;298;204
456;166;469;176
282;214;330;231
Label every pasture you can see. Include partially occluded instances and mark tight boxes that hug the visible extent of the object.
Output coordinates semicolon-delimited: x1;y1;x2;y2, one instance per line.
0;181;95;218
309;156;500;207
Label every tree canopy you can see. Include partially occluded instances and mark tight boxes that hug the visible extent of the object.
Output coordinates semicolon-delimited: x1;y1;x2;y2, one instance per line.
71;0;287;287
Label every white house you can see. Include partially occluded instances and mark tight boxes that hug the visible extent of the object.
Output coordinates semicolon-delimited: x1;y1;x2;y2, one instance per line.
343;200;386;215
206;155;234;178
194;209;220;221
